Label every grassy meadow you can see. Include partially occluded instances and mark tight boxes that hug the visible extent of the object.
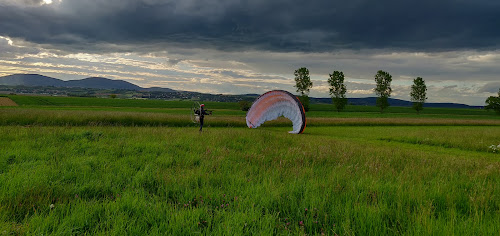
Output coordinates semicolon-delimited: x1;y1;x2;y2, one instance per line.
1;95;500;235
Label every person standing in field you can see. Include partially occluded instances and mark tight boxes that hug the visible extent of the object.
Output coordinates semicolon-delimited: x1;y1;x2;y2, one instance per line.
198;104;210;132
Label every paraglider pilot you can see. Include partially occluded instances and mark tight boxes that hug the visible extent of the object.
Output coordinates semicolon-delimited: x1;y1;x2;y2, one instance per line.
195;104;211;131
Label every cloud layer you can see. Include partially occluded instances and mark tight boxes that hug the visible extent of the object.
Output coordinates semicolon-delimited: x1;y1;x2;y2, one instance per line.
1;0;500;52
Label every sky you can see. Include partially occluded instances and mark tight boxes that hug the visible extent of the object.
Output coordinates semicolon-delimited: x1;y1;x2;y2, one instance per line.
0;0;499;105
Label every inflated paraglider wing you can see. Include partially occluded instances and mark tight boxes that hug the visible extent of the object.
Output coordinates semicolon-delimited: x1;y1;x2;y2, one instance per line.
246;90;306;134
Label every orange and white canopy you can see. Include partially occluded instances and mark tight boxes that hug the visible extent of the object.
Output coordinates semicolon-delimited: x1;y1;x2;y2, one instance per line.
246;90;306;134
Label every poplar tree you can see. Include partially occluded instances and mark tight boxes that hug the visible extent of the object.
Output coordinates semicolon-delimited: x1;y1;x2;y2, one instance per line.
294;67;313;111
374;70;392;113
410;77;427;114
328;70;347;112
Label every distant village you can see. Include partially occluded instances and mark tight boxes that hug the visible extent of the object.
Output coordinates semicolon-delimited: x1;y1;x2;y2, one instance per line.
0;85;257;103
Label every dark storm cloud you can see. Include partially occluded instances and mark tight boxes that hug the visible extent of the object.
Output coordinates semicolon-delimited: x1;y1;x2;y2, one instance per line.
1;0;500;53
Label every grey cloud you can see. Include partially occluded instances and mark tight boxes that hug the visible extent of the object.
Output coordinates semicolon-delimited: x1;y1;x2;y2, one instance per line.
1;0;45;6
166;58;183;66
345;81;375;91
442;85;458;90
218;70;250;79
1;0;500;53
478;83;500;93
0;37;41;57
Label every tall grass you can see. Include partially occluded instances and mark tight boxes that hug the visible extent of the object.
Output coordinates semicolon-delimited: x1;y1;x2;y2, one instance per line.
1;126;499;234
1;96;499;234
307;126;500;153
2;108;500;127
0;108;244;127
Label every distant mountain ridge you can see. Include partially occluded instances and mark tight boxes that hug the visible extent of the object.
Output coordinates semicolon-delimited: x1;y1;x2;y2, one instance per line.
0;74;66;87
65;77;142;90
0;74;172;91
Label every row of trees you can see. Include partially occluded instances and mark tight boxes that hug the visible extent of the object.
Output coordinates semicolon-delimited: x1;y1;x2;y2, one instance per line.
293;68;428;113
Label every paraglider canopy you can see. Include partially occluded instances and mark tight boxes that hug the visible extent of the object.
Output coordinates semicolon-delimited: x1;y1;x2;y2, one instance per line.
246;90;306;134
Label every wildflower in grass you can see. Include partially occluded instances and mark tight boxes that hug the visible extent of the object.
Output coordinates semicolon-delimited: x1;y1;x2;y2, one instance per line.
489;144;499;153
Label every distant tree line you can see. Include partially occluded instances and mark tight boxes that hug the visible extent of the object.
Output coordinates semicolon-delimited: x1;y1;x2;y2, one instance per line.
293;67;429;113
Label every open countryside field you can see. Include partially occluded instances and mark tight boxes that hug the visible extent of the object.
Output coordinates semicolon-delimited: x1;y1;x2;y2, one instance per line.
1;95;500;234
2;95;500;127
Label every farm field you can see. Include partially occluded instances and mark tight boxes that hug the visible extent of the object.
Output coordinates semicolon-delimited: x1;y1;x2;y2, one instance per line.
1;95;500;234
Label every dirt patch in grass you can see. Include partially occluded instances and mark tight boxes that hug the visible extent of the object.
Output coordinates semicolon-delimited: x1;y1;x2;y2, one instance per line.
0;97;18;106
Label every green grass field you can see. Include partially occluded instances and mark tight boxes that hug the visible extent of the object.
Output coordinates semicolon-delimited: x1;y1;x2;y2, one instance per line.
1;95;500;235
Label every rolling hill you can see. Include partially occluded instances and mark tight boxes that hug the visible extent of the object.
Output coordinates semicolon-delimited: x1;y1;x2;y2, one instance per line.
0;74;144;90
0;74;66;87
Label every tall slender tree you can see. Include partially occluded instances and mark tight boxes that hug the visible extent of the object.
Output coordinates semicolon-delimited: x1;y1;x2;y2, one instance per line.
328;70;347;112
410;77;427;114
374;70;392;113
294;67;313;111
